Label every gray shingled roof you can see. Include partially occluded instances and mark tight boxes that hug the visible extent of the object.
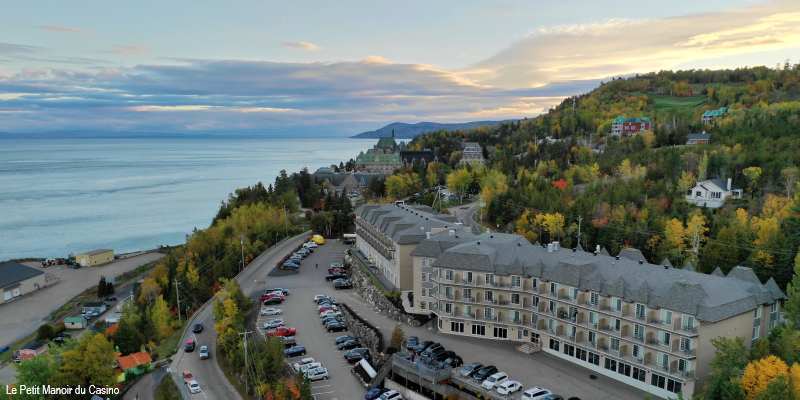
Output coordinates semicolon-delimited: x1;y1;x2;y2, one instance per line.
687;133;711;140
356;204;462;245
423;233;786;323
77;249;113;256
0;261;44;289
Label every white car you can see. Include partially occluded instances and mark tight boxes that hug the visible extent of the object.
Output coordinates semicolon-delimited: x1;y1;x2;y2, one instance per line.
187;380;201;394
497;380;522;395
481;372;508;390
299;362;322;373
313;294;330;302
318;304;339;311
303;242;317;249
263;318;285;329
292;357;316;372
379;389;404;400
260;308;283;316
305;367;329;381
320;310;342;318
522;387;553;400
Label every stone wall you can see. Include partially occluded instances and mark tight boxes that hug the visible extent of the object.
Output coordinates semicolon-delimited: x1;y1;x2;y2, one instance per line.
338;303;390;367
345;254;425;327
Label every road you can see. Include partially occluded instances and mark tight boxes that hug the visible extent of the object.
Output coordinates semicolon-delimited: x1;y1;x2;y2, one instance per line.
452;199;480;232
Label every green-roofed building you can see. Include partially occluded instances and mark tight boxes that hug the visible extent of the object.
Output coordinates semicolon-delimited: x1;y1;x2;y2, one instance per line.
611;115;652;137
701;108;727;124
355;129;408;173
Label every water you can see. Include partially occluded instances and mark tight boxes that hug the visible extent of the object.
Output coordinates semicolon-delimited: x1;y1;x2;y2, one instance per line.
0;138;377;261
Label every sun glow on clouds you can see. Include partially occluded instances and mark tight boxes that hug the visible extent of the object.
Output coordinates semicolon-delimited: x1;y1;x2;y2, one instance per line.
280;42;322;51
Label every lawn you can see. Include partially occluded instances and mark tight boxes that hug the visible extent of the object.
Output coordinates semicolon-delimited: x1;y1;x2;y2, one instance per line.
650;94;708;111
154;326;184;360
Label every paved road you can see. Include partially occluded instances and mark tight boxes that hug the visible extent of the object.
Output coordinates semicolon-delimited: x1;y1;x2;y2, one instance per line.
122;367;168;400
452;199;480;232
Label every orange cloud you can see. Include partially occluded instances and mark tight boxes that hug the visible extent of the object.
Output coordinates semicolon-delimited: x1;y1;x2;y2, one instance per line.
42;24;96;34
280;42;321;51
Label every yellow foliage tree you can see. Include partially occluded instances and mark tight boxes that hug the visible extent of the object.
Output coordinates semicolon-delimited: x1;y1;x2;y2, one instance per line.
617;159;633;179
150;295;174;342
540;213;566;241
662;218;686;255
515;210;539;244
685;214;708;260
740;355;788;400
677;171;696;194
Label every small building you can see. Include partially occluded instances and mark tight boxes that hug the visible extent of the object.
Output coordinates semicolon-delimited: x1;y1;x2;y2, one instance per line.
686;178;743;208
75;249;114;267
459;142;484;165
105;312;124;324
611;116;652;137
686;132;711;145
701;108;727;124
1;261;49;303
64;317;86;329
114;350;153;382
83;302;107;315
15;342;48;362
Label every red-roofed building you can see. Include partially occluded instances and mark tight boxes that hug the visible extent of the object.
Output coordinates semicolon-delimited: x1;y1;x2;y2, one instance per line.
14;342;48;362
114;350;153;382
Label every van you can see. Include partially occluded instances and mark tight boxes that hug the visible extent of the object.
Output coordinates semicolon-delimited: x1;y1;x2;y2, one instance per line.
394;200;405;205
313;235;325;245
343;234;356;244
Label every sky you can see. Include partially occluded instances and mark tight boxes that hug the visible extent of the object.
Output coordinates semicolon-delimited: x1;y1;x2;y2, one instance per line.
1;0;800;137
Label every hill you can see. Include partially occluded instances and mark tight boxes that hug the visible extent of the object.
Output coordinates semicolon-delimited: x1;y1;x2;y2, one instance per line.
350;120;516;139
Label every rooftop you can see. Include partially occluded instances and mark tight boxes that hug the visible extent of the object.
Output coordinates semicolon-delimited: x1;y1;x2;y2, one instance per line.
117;351;153;370
0;261;44;290
77;249;113;256
696;179;743;191
687;133;711;140
413;232;785;322
355;203;461;245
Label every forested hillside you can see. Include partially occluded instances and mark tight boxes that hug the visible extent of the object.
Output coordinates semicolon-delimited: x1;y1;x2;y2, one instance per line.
375;63;800;294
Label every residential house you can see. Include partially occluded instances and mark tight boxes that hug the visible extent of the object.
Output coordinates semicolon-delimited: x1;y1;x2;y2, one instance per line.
114;350;153;382
686;133;711;146
611;116;652;137
701;108;727;124
413;231;785;399
64;317;86;329
15;342;48;362
686;178;743;208
459;142;484;165
83;301;107;315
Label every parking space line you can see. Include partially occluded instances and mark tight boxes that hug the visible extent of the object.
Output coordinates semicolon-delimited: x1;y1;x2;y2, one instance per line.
312;391;335;395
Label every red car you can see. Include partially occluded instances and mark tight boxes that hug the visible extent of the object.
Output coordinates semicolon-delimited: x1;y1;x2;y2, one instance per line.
260;292;285;301
267;326;297;337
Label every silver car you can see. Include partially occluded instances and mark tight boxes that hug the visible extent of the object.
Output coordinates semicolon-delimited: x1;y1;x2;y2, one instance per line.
263;318;285;329
305;367;329;381
199;346;209;359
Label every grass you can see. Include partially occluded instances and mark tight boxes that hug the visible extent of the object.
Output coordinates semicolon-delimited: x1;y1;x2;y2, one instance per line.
117;261;155;282
154;325;184;360
649;94;708;111
0;331;36;363
155;374;182;400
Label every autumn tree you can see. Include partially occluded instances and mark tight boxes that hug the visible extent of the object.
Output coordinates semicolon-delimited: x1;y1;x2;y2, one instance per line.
743;167;762;198
698;151;709;182
685;214;708;263
782;167;799;198
447;168;473;204
390;324;405;350
741;355;789;400
150;295;174;342
515;210;539;244
385;174;412;199
677;171;696;194
60;333;117;388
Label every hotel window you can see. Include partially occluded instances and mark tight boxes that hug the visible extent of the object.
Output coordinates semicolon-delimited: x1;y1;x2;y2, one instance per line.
463;288;472;299
772;303;779;313
634;324;645;339
661;310;673;325
549;319;557;332
493;327;508;339
635;304;646;319
590;292;599;305
464;271;473;283
657;352;669;369
445;286;453;298
549;301;557;313
421;302;426;310
511;293;521;305
421;288;426;297
567;325;577;339
422;258;426;267
659;331;671;346
445;303;453;314
532;296;540;307
651;373;666;390
682;315;695;331
472;324;485;336
588;331;597;344
617;362;631;377
485;273;495;285
569;287;579;300
604;358;617;372
753;325;760;340
484;290;494;302
484;308;494;319
549;338;560;351
678;359;691;373
550;282;558;295
428;273;433;281
755;306;762;319
510;310;521;322
632;366;647;382
445;270;454;280
428;302;433;310
532;278;539;289
531;313;538;325
680;337;692;352
610;338;620;351
451;321;464;333
610;318;621;332
588;351;600;366
428;258;433;266
511;276;521;287
589;312;598;326
421;273;426;282
666;379;683;394
632;345;642;359
465;305;473;316
611;298;622;312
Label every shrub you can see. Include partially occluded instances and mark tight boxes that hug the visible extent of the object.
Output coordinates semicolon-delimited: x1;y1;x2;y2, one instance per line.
36;324;56;341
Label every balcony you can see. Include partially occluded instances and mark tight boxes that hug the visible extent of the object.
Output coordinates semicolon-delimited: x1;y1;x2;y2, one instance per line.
558;294;579;303
631;334;645;344
602;305;622;314
481;315;498;323
670;366;696;379
524;284;539;294
582;300;599;310
648;338;671;349
478;298;498;306
458;296;477;304
678;324;698;335
431;275;454;284
499;300;525;309
676;346;697;358
460;279;476;286
477;280;499;289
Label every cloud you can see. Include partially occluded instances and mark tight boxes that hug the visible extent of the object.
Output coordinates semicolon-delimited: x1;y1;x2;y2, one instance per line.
466;1;800;88
99;43;150;55
42;24;96;35
279;41;321;51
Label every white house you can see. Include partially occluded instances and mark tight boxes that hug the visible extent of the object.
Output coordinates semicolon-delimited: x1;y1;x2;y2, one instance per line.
686;178;743;208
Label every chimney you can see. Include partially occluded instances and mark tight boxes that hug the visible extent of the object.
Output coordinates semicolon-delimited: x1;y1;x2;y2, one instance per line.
553;241;560;251
426;232;431;239
449;230;455;236
547;243;554;253
392;129;395;138
477;241;481;245
727;178;731;191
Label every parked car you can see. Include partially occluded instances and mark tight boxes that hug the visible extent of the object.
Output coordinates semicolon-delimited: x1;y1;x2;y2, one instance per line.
313;294;331;303
268;288;291;295
105;296;117;301
283;337;297;348
199;346;209;359
318;303;339;311
52;337;65;344
193;322;203;333
285;346;307;357
320;310;342;319
282;261;300;269
299;362;322;374
260;308;283;316
335;335;358;345
56;332;72;339
473;365;498;382
541;395;564;400
185;339;196;352
337;339;361;350
347;350;372;363
441;355;463;368
267;292;286;300
344;348;369;359
522;387;553;400
430;348;451;362
298;248;311;256
305;367;329;381
481;372;508;390
413;341;435;354
263;318;285;329
497;380;522;395
303;242;317;249
420;343;442;358
292;357;316;372
182;371;195;383
187;380;202;394
334;280;353;290
405;336;419;351
378;389;403;400
261;292;283;301
327;322;348;332
329;268;346;274
263;297;283;305
266;327;296;336
321;316;342;325
365;388;388;400
325;273;346;281
289;258;303;265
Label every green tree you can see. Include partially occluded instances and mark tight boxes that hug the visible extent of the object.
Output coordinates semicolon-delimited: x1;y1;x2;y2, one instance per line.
114;317;145;355
784;251;800;326
447;168;473;203
710;336;749;377
150;295;174;342
36;324;56;341
61;333;117;387
743;167;762;198
753;374;795;400
299;373;313;400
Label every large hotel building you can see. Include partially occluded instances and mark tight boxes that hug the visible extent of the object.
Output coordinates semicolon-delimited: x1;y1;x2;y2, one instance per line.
354;204;786;399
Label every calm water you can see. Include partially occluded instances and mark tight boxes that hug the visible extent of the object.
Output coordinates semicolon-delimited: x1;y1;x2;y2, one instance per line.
0;138;376;261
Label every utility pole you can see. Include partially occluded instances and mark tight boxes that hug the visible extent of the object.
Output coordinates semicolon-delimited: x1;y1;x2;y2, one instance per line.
572;97;576;116
173;280;181;326
239;330;252;395
283;205;288;238
576;216;583;250
238;234;246;272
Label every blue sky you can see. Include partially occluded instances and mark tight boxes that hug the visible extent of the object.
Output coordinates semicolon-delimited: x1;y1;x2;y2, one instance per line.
1;0;799;136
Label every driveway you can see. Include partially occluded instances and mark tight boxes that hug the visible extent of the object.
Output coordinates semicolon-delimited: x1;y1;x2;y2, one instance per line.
122;367;168;400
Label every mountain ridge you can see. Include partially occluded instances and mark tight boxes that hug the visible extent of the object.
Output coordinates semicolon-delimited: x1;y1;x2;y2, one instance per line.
350;120;518;139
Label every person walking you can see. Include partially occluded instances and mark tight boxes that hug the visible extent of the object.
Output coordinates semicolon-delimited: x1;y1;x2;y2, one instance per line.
316;263;318;269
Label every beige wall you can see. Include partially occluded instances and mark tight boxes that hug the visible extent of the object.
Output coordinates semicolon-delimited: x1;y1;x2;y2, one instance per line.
76;250;114;266
695;309;758;391
397;243;416;291
2;273;47;303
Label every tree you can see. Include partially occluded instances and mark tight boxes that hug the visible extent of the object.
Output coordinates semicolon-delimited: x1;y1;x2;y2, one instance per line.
782;167;799;198
515;210;539;244
677;171;696;194
13;348;62;390
753;373;796;400
662;218;687;262
784;250;800;326
385;174;412;199
447;168;473;204
642;130;655;148
698;151;709;182
114;317;145;355
741;355;788;400
299;373;312;400
98;276;108;297
710;336;749;377
390;324;405;350
138;279;160;306
749;339;772;362
743;167;762;198
150;295;174;342
36;324;56;341
685;214;708;263
61;333;117;387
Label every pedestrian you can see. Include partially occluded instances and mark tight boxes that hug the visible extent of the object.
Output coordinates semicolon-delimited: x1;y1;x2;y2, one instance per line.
316;263;318;269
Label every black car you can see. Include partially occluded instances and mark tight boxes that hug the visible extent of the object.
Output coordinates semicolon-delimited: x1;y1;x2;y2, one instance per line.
52;337;65;344
432;350;455;362
337;339;361;350
285;346;307;357
325;273;346;281
405;336;419;351
344;348;369;358
334;280;353;290
327;322;348;332
283;337;297;348
441;355;464;368
473;365;498;382
318;300;339;307
420;343;443;358
413;341;435;354
105;296;117;301
263;297;283;305
193;322;203;333
322;316;342;325
335;335;358;345
347;351;372;363
56;332;72;339
185;340;197;352
460;362;484;378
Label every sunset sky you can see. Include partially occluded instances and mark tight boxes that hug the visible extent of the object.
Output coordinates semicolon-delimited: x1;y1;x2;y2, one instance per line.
1;0;799;136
